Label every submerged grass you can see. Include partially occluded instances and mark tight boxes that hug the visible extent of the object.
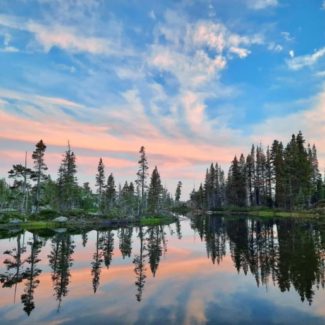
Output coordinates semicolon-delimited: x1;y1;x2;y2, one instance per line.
210;208;322;218
0;214;177;231
140;215;175;226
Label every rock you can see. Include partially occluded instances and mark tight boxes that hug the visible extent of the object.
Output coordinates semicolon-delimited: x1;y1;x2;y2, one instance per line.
54;228;67;233
9;218;22;224
53;216;68;223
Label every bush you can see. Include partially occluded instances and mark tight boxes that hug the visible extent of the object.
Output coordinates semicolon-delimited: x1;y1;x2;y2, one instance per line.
69;209;86;217
315;199;325;208
0;212;25;223
171;204;190;215
37;209;59;220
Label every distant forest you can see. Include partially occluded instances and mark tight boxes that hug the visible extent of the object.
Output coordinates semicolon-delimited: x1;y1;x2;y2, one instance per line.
191;131;325;210
1;131;324;217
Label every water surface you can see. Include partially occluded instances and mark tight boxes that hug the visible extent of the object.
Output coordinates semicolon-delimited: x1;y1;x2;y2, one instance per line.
0;216;325;324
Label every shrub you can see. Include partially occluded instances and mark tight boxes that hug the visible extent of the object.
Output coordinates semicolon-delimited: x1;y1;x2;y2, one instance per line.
37;209;59;220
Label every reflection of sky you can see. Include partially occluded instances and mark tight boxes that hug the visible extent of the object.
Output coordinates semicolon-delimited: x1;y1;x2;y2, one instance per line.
0;220;324;325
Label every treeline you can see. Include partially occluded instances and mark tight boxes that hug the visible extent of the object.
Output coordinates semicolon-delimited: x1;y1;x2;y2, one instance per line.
0;141;183;217
191;131;325;210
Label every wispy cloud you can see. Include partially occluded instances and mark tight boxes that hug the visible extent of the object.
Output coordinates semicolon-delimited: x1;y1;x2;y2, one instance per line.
246;0;278;10
146;11;263;142
287;47;325;70
0;14;132;56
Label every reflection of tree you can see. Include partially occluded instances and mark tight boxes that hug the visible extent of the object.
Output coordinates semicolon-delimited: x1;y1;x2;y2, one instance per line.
90;230;115;294
147;226;165;277
118;227;133;259
133;224;167;301
48;233;75;311
102;230;114;269
0;233;26;302
81;231;88;247
21;234;42;316
191;215;325;305
205;216;226;265
91;231;104;294
175;219;182;239
133;226;146;302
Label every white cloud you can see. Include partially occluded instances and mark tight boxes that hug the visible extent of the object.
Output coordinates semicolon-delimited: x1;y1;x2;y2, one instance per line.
315;71;325;78
287;47;325;70
0;32;19;53
27;21;108;54
289;50;295;58
230;47;251;58
150;14;262;92
0;14;132;56
268;42;283;53
281;31;294;42
322;1;325;10
247;0;278;10
0;46;19;53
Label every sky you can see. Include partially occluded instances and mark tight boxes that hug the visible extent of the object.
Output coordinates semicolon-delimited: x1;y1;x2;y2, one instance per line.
0;0;325;199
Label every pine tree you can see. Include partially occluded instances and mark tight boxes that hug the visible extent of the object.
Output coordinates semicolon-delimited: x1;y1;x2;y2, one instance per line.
227;155;247;207
147;166;162;214
95;158;105;213
8;153;32;215
309;144;322;204
265;146;273;207
246;145;255;206
136;146;149;216
31;140;48;212
271;140;286;208
0;178;10;210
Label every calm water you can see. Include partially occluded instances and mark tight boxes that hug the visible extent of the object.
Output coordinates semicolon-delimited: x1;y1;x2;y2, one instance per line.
0;216;325;325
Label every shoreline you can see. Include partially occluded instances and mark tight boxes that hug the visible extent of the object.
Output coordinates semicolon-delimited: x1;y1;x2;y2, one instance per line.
0;215;177;232
189;208;325;219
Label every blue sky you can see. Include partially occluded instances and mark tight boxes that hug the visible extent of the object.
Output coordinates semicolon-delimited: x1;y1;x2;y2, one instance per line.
0;0;325;198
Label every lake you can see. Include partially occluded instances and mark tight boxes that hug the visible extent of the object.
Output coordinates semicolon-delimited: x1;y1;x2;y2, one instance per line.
0;216;325;324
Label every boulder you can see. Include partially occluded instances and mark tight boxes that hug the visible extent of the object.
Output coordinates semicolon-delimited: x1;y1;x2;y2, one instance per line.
9;218;22;224
54;228;67;233
53;216;68;223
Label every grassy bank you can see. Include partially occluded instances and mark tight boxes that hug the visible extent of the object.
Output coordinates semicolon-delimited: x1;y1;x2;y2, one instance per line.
0;212;177;231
